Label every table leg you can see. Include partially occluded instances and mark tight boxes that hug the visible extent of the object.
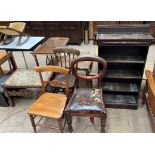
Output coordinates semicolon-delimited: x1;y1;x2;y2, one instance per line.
5;51;17;73
9;52;17;71
0;66;4;75
22;51;28;69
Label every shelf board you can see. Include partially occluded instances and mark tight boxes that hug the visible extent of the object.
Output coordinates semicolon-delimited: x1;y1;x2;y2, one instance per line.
103;94;137;109
104;56;144;64
102;82;139;93
104;70;141;79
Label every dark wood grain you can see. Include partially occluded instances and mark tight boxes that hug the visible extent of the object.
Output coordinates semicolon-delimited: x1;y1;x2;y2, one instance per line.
95;24;153;109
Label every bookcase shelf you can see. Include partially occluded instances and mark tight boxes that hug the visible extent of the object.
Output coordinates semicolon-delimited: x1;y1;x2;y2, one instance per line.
103;94;137;109
103;56;144;64
104;70;141;79
102;82;139;94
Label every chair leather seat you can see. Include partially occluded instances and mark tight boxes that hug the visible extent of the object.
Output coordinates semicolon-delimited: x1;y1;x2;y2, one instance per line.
28;92;67;119
66;88;105;112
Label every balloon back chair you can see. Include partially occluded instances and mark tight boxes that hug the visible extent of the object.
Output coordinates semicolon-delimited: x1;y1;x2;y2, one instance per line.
65;55;107;133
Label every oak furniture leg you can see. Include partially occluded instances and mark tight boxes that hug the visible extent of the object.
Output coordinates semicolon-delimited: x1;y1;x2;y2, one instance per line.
100;113;106;133
66;112;73;133
58;118;64;133
29;114;37;133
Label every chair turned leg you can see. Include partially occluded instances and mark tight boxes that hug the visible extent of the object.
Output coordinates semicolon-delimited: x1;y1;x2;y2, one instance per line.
58;118;64;133
29;114;37;133
90;117;94;124
66;112;73;133
100;113;106;133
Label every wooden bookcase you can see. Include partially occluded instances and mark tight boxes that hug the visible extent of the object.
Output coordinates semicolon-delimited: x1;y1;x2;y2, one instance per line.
95;25;153;109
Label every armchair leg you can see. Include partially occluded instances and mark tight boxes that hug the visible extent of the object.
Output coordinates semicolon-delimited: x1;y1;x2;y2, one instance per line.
66;112;73;133
29;114;37;133
100;113;106;133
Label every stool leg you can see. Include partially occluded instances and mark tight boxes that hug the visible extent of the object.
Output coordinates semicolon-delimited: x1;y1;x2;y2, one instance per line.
101;113;106;133
3;86;15;107
58;118;64;133
66;112;73;133
29;114;37;133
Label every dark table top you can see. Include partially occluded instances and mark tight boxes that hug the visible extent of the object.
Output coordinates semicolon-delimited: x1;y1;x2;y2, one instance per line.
0;36;45;51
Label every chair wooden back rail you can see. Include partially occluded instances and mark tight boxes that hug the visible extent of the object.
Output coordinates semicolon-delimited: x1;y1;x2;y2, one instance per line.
53;47;80;70
34;66;69;98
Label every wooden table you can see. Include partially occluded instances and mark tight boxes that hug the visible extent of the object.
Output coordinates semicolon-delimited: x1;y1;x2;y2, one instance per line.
0;36;45;69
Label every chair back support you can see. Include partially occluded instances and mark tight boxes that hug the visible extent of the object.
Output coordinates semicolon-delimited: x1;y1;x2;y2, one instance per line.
9;22;26;33
71;55;107;88
145;70;155;116
35;66;69;97
53;47;80;70
0;22;26;43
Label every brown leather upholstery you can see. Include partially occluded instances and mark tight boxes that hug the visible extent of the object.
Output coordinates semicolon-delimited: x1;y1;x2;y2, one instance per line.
65;55;107;133
67;88;105;112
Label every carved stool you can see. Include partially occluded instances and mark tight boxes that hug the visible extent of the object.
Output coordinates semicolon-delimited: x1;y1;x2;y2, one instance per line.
0;75;10;107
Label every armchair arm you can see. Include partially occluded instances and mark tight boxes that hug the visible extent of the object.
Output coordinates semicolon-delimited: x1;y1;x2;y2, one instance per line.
145;70;155;98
